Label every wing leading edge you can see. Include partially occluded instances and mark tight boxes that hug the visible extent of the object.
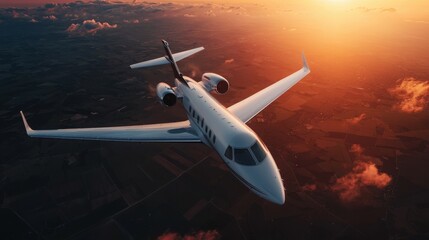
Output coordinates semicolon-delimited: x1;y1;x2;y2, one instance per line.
20;111;200;142
228;53;310;123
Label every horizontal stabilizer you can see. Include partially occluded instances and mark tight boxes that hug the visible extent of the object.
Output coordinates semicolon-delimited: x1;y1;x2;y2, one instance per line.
130;46;204;69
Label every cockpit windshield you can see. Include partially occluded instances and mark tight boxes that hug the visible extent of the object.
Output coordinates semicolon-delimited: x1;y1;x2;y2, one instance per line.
251;141;266;163
234;148;256;165
225;141;267;166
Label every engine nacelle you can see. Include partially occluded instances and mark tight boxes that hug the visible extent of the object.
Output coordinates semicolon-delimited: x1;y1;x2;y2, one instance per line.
156;82;177;106
201;73;229;94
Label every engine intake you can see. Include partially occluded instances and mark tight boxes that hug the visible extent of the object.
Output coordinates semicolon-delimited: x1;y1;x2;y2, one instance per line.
156;82;177;106
201;73;229;94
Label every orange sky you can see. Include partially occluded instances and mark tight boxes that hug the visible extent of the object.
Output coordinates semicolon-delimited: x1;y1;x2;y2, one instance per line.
1;0;427;20
3;0;429;10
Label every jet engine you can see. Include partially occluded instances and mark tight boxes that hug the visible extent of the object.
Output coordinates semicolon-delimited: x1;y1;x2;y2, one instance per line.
156;82;177;106
201;73;229;94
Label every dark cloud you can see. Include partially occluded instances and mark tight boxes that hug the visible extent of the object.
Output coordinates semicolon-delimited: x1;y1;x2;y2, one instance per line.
44;3;58;9
123;19;139;23
43;15;57;21
11;9;31;19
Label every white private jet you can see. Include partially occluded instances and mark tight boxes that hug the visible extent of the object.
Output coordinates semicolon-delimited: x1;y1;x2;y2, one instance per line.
20;40;310;205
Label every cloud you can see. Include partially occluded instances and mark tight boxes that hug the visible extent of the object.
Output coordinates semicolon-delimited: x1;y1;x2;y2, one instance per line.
123;19;140;23
205;9;216;17
353;7;375;13
66;19;118;35
350;143;364;155
301;184;317;191
405;19;429;25
346;113;366;125
11;10;31;19
388;77;429;113
43;15;57;21
157;230;220;240
44;3;58;9
380;8;396;13
331;162;391;202
331;144;392;202
66;23;80;32
184;13;197;18
224;59;234;64
352;7;396;14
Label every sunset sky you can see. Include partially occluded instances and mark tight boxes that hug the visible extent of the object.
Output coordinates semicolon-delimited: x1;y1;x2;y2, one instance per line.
2;0;429;9
2;0;428;23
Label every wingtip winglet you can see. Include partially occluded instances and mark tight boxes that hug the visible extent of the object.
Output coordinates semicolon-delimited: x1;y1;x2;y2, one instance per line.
20;111;33;135
302;52;310;72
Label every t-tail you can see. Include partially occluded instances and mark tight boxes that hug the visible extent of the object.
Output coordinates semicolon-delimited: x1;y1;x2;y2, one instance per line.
130;40;204;87
162;40;184;84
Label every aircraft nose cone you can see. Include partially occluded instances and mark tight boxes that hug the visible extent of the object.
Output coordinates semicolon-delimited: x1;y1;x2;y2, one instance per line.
267;180;285;205
258;158;285;205
235;153;286;205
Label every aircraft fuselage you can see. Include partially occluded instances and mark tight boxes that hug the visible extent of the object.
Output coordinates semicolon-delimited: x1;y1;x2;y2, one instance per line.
177;77;285;204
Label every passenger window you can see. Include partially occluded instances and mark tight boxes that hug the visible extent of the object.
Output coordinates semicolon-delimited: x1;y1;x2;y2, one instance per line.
251;142;267;162
213;135;216;144
205;126;208;132
234;148;256;166
209;130;212;138
201;119;204;127
192;111;195;118
197;115;200;122
225;146;232;160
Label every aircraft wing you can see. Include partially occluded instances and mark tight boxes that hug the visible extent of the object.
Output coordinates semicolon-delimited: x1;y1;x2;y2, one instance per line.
20;111;200;142
228;54;310;123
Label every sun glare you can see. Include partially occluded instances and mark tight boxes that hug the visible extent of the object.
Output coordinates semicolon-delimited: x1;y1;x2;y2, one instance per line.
327;0;350;2
325;0;351;5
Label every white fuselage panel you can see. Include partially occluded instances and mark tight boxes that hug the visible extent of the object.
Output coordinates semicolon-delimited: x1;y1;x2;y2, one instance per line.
178;77;285;204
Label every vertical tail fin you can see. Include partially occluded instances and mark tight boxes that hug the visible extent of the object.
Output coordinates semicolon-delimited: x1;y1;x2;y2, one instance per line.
161;40;188;87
